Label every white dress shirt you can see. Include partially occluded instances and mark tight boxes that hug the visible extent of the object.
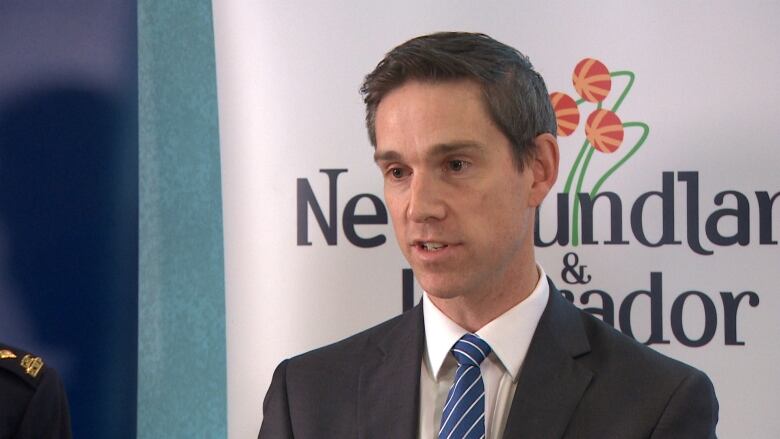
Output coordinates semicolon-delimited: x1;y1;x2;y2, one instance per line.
418;266;549;439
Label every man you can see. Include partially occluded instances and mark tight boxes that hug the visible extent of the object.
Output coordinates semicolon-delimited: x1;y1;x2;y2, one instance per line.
259;32;718;438
0;342;72;439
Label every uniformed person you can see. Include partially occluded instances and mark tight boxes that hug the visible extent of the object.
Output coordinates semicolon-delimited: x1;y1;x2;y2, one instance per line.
0;343;72;439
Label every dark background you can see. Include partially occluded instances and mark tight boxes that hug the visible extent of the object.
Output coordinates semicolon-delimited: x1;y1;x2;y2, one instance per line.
0;2;138;437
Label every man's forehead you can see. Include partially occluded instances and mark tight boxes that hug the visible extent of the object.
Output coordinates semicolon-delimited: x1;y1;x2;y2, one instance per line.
376;83;491;135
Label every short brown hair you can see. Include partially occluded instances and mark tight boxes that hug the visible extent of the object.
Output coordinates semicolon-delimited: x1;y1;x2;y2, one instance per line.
360;32;556;168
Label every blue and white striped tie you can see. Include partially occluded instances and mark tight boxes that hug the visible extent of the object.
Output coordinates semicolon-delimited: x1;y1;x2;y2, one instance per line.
439;333;492;439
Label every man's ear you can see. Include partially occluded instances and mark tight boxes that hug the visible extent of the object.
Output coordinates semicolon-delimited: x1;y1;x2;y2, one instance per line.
528;133;559;207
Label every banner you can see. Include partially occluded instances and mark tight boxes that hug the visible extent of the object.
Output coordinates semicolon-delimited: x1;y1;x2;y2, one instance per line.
213;2;779;437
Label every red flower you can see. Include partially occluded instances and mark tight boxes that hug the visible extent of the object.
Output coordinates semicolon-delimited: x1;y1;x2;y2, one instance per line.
573;58;612;103
585;109;624;153
550;92;580;137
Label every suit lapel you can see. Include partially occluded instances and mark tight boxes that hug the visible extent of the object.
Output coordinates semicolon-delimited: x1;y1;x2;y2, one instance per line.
502;282;593;439
358;305;424;439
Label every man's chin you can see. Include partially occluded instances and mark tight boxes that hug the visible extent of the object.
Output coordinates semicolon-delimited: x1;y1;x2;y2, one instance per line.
419;279;468;301
424;289;460;300
413;268;474;298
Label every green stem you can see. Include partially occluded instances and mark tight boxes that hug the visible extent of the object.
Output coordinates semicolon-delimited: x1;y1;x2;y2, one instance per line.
566;70;636;243
562;97;592;193
609;71;635;113
563;139;590;194
571;146;595;246
564;70;635;208
589;122;650;197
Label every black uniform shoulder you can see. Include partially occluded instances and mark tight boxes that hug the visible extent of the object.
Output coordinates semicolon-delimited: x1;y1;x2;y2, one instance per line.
1;343;72;438
0;343;50;390
0;343;69;438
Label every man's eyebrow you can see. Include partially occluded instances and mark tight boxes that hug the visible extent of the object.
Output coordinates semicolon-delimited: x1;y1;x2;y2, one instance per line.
373;149;401;163
428;141;485;156
373;141;484;163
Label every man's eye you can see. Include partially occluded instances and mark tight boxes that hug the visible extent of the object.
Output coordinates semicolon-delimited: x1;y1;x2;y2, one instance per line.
448;160;468;172
389;168;407;179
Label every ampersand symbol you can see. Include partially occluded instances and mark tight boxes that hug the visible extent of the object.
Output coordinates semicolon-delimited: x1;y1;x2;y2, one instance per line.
561;252;592;285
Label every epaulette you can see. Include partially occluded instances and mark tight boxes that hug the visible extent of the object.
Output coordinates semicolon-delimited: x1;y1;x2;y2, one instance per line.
0;343;47;388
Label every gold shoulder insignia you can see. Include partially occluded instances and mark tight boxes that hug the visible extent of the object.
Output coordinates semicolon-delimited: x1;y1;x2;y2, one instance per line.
0;349;17;359
20;354;44;378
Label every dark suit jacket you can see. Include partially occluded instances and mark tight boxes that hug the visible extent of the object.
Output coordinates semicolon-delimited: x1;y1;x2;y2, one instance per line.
259;282;718;438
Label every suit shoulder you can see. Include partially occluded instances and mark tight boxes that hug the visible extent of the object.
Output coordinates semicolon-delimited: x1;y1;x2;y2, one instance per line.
287;309;413;368
543;297;719;436
576;308;708;382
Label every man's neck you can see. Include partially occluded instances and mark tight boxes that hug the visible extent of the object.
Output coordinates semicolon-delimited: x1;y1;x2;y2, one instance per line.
427;263;541;332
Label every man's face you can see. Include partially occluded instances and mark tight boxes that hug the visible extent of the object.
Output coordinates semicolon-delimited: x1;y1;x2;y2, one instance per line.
374;80;554;302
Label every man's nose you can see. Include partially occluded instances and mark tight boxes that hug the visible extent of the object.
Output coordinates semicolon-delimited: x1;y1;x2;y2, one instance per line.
407;172;447;222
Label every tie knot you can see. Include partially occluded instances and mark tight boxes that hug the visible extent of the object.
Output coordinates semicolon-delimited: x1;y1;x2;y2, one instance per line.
451;333;491;367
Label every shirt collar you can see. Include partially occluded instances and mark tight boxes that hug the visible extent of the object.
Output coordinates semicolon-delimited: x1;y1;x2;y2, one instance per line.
422;265;550;382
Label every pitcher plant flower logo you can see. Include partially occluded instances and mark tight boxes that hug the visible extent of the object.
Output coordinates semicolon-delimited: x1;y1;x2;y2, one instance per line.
550;58;650;246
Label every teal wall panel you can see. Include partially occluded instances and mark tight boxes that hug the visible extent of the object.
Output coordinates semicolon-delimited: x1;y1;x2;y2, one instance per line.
138;0;226;437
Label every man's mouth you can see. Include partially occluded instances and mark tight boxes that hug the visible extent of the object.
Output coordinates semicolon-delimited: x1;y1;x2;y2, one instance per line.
419;242;448;252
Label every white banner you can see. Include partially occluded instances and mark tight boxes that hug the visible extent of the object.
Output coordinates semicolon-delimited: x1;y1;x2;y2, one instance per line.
214;1;779;437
